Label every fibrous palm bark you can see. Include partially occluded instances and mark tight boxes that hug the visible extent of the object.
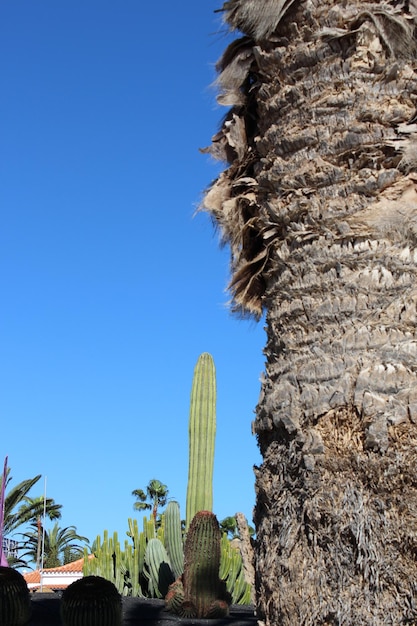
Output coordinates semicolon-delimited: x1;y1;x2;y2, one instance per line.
203;1;417;623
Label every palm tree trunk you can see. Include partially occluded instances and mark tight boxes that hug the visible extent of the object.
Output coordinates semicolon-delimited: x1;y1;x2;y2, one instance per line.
204;1;417;623
152;501;158;525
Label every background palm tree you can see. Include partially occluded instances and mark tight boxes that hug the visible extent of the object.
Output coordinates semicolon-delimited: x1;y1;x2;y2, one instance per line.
2;471;62;536
20;522;89;569
204;0;417;623
24;496;62;570
1;470;62;567
131;479;168;523
220;516;255;539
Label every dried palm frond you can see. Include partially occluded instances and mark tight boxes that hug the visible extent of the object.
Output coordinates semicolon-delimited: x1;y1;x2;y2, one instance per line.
410;0;417;21
218;0;299;40
216;37;254;106
318;3;417;58
351;5;417;57
228;248;268;316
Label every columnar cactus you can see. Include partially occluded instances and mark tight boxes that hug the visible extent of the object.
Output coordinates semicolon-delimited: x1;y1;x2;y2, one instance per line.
61;576;122;626
186;353;217;529
123;519;143;596
144;538;174;598
165;511;231;618
84;517;158;597
83;531;127;594
0;566;31;626
219;533;252;605
164;501;183;580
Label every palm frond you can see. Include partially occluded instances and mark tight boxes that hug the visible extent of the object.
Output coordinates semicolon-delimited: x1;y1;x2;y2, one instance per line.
3;476;42;534
133;501;151;512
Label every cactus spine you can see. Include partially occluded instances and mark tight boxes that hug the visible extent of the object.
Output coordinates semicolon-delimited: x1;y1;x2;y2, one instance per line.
186;353;216;529
61;576;122;626
165;511;230;618
0;566;31;626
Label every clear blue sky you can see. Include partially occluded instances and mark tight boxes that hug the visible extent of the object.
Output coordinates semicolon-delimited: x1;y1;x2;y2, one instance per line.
0;1;265;553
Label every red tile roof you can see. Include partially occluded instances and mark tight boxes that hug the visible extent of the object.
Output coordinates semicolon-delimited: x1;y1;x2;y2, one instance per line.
44;556;87;573
24;570;40;584
23;555;94;589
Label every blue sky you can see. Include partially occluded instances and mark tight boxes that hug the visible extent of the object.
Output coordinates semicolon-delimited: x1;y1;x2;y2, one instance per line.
0;1;265;554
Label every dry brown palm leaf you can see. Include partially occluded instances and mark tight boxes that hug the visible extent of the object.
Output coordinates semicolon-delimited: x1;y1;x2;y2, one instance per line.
350;4;417;57
228;247;269;317
218;0;299;40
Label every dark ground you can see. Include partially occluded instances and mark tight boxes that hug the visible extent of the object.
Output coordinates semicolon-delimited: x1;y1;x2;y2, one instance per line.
28;594;258;625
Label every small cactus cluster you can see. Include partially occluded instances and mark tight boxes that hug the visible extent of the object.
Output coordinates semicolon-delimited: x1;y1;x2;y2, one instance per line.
83;506;174;598
61;575;122;626
84;523;145;597
165;511;231;618
84;501;251;604
0;566;32;626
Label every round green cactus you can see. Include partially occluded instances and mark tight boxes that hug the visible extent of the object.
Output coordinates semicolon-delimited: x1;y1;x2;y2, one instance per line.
61;575;122;626
0;566;32;626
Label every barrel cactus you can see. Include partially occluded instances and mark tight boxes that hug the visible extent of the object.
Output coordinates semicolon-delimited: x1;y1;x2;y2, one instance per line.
61;575;122;626
165;511;231;618
0;566;31;626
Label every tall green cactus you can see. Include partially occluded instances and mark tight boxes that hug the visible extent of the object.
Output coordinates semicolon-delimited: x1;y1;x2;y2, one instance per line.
164;501;183;579
165;511;231;618
186;353;216;529
125;518;144;596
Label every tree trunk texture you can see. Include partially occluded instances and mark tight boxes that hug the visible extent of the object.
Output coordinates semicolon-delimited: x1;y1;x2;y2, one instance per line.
203;1;417;623
235;512;256;604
